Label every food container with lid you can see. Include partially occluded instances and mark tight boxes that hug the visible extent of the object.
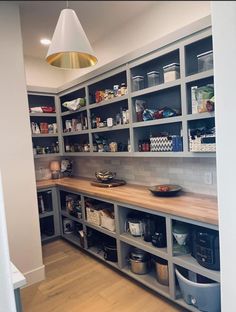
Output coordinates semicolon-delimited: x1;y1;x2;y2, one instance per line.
154;257;169;286
163;63;180;83
197;50;213;72
132;75;144;91
129;248;150;275
147;71;160;87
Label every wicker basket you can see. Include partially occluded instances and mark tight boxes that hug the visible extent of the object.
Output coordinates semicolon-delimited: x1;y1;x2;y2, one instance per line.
86;207;101;226
189;135;216;152
100;214;116;232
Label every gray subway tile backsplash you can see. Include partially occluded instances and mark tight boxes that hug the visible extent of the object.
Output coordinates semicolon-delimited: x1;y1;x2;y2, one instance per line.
35;156;217;196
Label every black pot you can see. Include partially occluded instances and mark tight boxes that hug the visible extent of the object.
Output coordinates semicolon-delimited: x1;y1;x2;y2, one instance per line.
103;244;118;262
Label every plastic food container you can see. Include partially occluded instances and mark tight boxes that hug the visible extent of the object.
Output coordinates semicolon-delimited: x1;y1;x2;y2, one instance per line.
147;71;160;87
163;63;180;83
132;75;144;91
197;50;213;72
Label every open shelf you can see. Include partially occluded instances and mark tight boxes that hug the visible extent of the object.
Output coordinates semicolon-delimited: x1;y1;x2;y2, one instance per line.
30;112;57;117
89;94;128;108
84;221;116;238
173;254;220;283
32;133;58;138
91;124;130;133
86;246;119;269
62;233;82;248
61;210;83;224
62;130;89;136
61;106;87;116
39;211;54;219
120;233;168;259
122;266;170;298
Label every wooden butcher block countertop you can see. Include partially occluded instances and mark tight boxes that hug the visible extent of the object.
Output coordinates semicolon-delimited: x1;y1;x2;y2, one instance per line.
36;177;218;226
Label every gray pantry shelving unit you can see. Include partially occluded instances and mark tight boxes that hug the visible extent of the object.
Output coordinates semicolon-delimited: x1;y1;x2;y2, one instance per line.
28;29;215;158
53;186;220;312
55;28;215;157
37;187;60;243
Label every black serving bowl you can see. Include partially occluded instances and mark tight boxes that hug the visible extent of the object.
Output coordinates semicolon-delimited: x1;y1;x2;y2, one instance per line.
149;184;182;197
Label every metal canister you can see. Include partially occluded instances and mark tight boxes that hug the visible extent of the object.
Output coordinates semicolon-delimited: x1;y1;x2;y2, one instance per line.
154;257;169;286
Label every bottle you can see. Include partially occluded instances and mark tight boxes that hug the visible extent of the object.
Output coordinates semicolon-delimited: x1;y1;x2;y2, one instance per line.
120;82;126;96
138;140;142;152
122;108;127;124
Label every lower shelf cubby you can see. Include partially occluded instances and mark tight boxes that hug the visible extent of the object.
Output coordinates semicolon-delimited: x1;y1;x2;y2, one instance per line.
61;216;84;247
85;227;119;269
119;241;170;298
40;216;55;242
174;265;221;312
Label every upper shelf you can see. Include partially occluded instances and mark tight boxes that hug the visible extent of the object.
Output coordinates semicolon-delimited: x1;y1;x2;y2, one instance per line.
89;94;128;109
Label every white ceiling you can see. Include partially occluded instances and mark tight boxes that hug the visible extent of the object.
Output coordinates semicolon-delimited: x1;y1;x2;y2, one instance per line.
18;1;155;59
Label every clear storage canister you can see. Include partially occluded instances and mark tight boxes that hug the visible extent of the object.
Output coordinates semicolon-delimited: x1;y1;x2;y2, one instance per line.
147;71;160;88
163;63;180;83
197;50;213;72
132;75;144;91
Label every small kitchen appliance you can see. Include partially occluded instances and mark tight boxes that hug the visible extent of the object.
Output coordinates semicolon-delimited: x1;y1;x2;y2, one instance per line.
143;214;156;242
192;227;220;271
172;222;190;255
126;217;144;237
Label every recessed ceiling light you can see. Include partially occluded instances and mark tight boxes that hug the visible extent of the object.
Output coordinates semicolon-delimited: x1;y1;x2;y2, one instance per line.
40;38;51;46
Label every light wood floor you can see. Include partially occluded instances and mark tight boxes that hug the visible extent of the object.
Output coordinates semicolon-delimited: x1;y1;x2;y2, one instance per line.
21;240;186;312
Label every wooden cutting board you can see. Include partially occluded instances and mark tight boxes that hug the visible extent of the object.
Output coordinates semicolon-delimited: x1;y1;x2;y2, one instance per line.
90;179;126;188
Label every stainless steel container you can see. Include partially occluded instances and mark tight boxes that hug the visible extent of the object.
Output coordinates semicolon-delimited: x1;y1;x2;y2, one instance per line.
155;257;169;286
130;258;149;275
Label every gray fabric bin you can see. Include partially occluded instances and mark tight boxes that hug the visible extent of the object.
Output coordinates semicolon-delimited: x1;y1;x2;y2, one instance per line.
175;268;220;312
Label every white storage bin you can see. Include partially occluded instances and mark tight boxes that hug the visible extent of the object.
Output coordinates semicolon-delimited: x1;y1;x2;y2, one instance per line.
175;268;220;312
163;63;180;83
132;75;144;91
197;50;213;72
147;71;160;87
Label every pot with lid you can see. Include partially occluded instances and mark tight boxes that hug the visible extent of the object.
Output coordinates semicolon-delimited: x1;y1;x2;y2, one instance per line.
129;248;150;275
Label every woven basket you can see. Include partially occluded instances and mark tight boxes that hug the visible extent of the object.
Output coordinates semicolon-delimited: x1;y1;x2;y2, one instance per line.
101;215;116;232
189;135;216;152
86;207;101;226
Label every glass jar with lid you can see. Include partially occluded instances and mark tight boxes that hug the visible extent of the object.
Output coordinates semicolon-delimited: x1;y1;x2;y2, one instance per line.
132;75;144;91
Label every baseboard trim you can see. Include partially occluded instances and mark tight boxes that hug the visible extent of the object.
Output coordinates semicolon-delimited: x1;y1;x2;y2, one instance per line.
23;264;45;287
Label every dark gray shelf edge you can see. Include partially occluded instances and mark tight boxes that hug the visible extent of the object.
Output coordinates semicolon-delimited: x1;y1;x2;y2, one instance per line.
34;153;62;159
89;95;128;109
86;247;119;269
84;221;117;238
61;211;84;224
32;134;59;138
122;267;170;299
186;112;215;121
130;79;181;98
41;234;59;243
185;69;214;83
132;116;183;128
62;130;89;136
90;124;130;133
61;233;82;247
61;106;87;116
30;113;57;117
39;211;54;219
173;257;220;282
119;234;168;260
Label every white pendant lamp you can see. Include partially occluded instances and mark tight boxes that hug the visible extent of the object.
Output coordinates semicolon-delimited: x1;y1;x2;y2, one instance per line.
46;5;97;69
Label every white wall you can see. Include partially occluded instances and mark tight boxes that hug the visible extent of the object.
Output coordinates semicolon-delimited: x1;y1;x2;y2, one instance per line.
63;1;211;83
24;55;65;89
0;3;44;285
211;2;236;311
24;1;211;87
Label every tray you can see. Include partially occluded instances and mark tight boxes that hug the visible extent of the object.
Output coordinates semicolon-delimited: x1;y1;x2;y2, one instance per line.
91;179;126;188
